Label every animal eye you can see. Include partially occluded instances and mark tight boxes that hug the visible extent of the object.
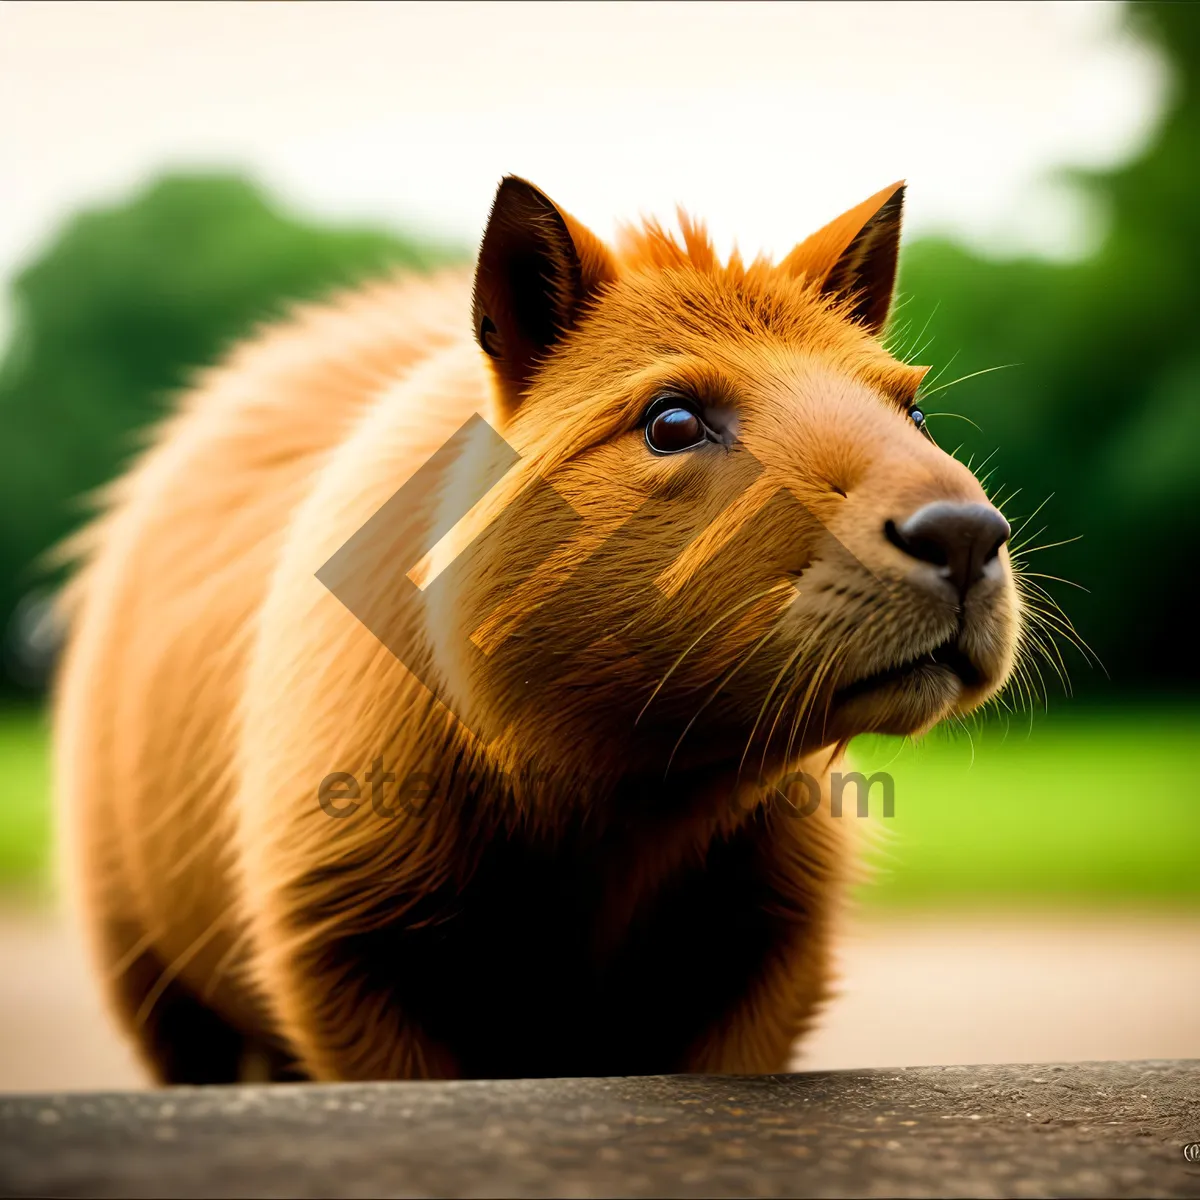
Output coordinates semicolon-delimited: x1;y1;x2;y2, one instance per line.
909;408;926;430
644;396;709;455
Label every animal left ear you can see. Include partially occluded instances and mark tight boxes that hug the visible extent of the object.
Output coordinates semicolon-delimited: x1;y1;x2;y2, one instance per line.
782;181;906;336
473;175;616;414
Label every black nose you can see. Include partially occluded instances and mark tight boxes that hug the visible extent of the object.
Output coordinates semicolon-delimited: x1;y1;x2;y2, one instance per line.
886;501;1010;596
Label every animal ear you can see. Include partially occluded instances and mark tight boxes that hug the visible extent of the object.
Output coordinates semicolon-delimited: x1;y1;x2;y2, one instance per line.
782;181;906;336
472;175;616;411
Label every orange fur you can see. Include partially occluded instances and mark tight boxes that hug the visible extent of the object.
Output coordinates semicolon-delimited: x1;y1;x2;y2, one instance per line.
55;178;1018;1083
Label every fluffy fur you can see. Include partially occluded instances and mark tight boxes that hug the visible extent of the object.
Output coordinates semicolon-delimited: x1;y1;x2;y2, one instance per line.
55;178;1019;1083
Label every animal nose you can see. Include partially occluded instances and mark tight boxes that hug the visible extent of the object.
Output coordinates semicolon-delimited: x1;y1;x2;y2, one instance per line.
886;501;1010;596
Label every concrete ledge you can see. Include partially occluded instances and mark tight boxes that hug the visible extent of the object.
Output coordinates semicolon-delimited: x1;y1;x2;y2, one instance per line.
2;1061;1198;1198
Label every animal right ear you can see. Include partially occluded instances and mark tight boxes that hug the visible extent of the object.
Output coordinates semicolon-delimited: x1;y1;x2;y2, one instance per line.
781;181;906;336
472;176;616;413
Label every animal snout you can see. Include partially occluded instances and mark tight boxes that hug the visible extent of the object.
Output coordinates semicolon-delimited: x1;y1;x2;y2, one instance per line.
885;501;1010;597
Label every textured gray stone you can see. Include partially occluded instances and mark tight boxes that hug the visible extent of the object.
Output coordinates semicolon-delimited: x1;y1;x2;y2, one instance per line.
1;1060;1198;1198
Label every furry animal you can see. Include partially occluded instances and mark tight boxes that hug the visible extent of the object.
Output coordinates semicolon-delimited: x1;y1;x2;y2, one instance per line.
55;177;1020;1083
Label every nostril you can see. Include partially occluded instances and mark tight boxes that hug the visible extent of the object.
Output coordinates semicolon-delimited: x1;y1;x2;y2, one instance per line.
884;518;947;567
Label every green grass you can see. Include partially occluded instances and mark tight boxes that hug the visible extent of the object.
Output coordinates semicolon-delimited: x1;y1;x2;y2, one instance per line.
0;703;1196;904
0;705;52;887
849;704;1200;906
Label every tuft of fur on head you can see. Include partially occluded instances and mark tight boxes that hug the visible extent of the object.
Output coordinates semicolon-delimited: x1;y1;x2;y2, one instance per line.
616;210;729;276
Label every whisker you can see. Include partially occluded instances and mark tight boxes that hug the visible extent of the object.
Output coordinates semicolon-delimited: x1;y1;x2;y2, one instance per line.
1020;619;1073;696
1009;492;1054;542
1017;570;1090;593
919;347;959;393
951;713;977;767
918;362;1020;400
201;925;252;1004
134;915;228;1030
741;628;818;782
635;582;791;725
924;411;982;432
1012;534;1084;556
1010;527;1048;556
972;446;999;478
774;608;865;774
784;603;890;766
1017;593;1105;674
991;485;1021;512
664;616;786;777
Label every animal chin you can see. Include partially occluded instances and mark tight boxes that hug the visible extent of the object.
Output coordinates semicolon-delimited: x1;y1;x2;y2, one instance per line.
833;637;983;708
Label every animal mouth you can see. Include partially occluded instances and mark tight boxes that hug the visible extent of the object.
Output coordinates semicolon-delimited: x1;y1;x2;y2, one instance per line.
834;636;982;705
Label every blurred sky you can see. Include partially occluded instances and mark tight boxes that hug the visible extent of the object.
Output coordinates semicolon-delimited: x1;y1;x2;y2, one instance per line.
0;0;1167;316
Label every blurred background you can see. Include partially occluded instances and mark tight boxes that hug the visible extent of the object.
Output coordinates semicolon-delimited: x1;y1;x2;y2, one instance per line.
0;1;1196;1089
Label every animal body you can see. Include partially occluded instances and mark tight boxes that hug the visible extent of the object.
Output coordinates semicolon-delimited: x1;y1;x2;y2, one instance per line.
56;177;1020;1083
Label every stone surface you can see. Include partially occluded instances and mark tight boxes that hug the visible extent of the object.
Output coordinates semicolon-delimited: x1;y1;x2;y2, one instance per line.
1;1061;1198;1198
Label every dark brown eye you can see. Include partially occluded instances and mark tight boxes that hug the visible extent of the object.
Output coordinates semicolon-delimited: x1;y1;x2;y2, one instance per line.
644;398;708;454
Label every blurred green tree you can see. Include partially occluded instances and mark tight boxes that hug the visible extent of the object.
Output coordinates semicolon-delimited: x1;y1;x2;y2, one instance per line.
0;174;458;688
895;1;1200;697
2;1;1198;699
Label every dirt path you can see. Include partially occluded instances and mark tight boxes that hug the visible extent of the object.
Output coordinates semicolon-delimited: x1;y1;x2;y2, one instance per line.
797;910;1200;1071
1;908;1196;1091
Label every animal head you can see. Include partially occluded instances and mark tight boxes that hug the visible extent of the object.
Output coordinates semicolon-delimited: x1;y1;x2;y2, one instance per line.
431;177;1020;788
